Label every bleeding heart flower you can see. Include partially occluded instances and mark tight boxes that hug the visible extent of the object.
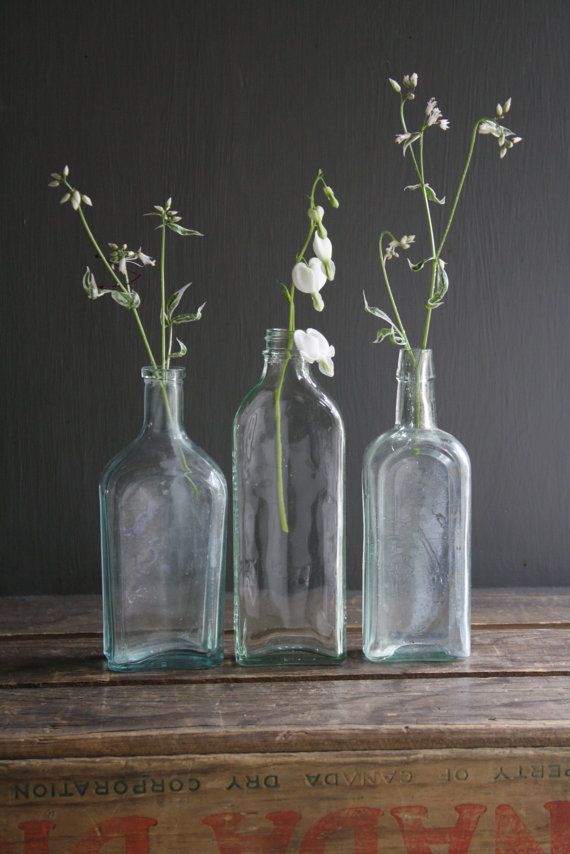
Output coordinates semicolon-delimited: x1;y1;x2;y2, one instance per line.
293;328;335;376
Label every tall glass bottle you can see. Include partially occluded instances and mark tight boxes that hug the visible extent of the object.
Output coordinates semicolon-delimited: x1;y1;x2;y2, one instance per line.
100;367;227;671
233;329;346;665
363;349;470;661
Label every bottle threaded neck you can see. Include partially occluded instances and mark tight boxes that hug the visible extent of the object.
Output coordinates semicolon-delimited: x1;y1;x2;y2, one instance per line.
141;366;186;384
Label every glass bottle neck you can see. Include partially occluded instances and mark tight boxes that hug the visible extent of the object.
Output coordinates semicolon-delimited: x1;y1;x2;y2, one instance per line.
395;349;437;429
260;329;311;384
141;368;185;435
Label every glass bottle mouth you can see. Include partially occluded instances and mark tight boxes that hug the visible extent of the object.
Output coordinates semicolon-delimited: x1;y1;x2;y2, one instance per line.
141;366;186;383
396;348;435;382
264;328;291;351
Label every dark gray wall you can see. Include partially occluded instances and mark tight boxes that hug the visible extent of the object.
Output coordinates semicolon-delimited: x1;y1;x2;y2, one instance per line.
1;0;568;594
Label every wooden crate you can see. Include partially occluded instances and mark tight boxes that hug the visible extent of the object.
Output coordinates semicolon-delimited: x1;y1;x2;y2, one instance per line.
1;589;570;852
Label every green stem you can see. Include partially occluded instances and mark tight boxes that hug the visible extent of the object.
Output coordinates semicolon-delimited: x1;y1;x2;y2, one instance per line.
77;205;158;369
274;287;295;533
160;224;167;370
378;231;414;358
421;120;481;349
273;169;326;533
75;196;197;493
166;324;174;370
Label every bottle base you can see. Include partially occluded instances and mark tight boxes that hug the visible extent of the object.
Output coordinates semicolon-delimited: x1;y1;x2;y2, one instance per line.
364;642;469;663
236;647;346;667
105;648;224;672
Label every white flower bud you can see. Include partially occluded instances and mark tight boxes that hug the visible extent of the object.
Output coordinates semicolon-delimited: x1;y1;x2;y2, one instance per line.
503;97;511;113
60;193;71;204
313;232;333;263
496;103;503;117
500;146;507;159
388;78;401;93
48;180;60;187
71;190;81;210
512;137;522;144
166;197;172;208
81;194;93;206
410;72;418;88
63;165;69;177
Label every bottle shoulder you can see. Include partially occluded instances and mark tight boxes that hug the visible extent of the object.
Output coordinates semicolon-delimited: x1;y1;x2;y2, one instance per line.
234;374;343;428
364;425;470;468
100;430;227;495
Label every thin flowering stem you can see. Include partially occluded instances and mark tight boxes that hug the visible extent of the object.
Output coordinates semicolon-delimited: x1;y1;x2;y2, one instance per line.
160;224;167;369
68;183;198;493
378;231;414;358
74;203;158;370
421;119;482;349
274;169;331;533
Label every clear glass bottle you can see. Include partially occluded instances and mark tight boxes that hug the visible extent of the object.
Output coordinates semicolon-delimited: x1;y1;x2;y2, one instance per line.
363;349;470;661
100;367;227;671
233;329;346;665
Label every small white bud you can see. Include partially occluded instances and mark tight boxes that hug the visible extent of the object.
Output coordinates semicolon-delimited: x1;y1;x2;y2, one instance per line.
63;165;69;177
496;103;503;117
81;194;93;206
51;173;61;180
60;193;71;204
503;97;511;113
410;72;418;88
166;197;172;208
388;78;401;93
500;146;507;159
71;190;81;210
512;136;522;144
48;180;60;187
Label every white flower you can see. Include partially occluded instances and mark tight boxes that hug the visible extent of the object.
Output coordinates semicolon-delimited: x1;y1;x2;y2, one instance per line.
425;97;449;130
395;132;411;144
135;248;155;267
403;73;418;89
384;234;415;262
478;121;497;135
71;190;81;210
293;328;335;377
312;233;335;280
389;78;401;93
292;258;328;311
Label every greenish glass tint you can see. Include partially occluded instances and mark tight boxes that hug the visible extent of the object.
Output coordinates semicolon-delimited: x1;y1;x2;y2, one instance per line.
363;349;471;662
233;329;346;666
100;367;227;671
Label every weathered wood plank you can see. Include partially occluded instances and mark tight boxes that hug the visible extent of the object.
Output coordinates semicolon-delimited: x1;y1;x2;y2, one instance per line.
2;676;570;759
1;749;569;852
2;627;570;687
2;588;570;639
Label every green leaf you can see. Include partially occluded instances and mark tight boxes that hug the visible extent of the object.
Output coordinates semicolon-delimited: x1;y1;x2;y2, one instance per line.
407;257;434;272
170;337;187;359
404;183;445;205
112;290;141;310
167;282;192;317
167;223;204;237
172;301;206;324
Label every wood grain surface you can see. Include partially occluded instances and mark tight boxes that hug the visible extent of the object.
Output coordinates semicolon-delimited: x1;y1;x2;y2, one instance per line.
2;591;570;851
1;0;569;595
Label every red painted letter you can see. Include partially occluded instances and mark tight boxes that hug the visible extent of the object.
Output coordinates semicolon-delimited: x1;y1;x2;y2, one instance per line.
299;808;383;854
495;805;543;853
545;802;570;854
391;804;486;854
18;821;55;854
73;816;157;854
202;811;301;853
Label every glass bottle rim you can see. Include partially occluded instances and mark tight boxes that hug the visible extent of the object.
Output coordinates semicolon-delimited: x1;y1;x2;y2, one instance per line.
141;366;186;382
